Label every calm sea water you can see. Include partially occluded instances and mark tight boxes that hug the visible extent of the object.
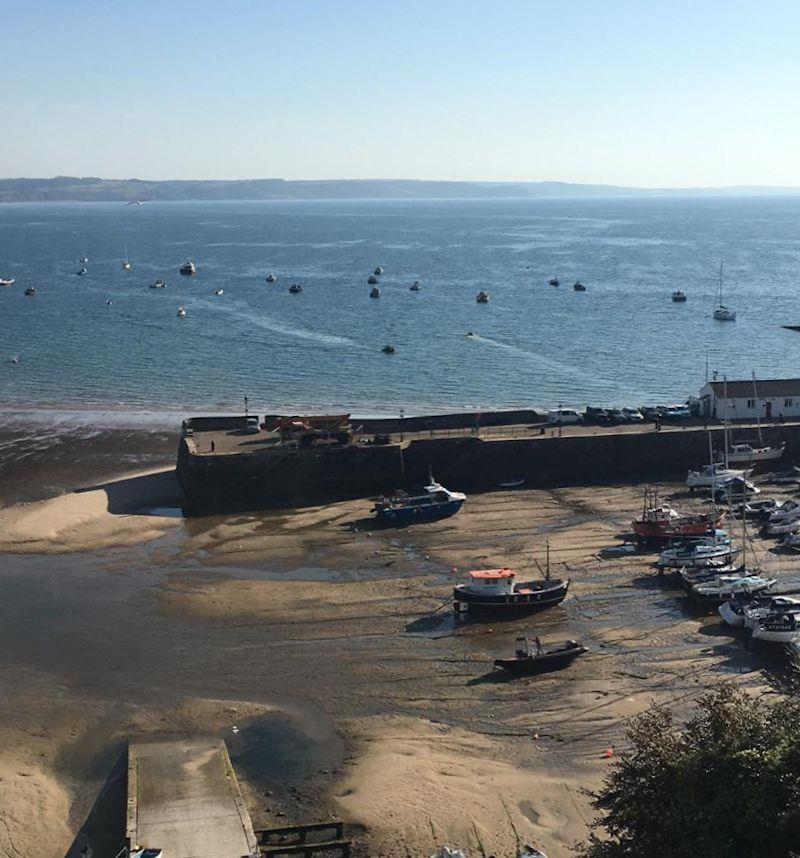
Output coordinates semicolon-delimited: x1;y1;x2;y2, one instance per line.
2;196;800;424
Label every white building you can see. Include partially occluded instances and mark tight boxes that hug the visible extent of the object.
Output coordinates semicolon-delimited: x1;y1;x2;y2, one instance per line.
699;378;800;421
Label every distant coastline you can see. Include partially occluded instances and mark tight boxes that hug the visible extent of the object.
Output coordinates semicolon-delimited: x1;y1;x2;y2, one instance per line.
2;175;800;203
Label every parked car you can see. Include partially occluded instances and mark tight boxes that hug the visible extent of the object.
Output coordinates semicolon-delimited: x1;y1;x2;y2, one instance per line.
244;416;261;434
640;405;667;421
608;407;629;423
585;406;614;425
663;404;691;421
622;407;645;422
547;408;583;425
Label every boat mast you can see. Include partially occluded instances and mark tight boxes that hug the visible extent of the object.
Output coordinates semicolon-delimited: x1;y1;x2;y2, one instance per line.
752;371;764;445
717;260;724;308
723;375;730;469
545;539;551;582
708;430;715;509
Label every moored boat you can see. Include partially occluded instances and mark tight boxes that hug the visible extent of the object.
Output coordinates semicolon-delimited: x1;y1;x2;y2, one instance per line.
289;283;303;294
77;267;87;276
180;261;197;276
177;305;186;317
381;344;395;354
265;273;277;283
658;535;735;569
671;290;687;302
686;463;747;490
494;637;587;674
374;481;465;525
632;488;722;542
367;275;379;285
691;574;776;609
149;279;167;289
453;567;569;617
374;266;384;276
548;278;559;287
409;280;422;291
726;442;785;464
572;281;586;291
0;278;14;287
476;290;489;303
369;286;381;298
751;609;800;643
24;286;36;296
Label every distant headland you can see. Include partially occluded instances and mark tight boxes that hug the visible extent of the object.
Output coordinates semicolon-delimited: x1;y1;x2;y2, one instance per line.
1;176;799;203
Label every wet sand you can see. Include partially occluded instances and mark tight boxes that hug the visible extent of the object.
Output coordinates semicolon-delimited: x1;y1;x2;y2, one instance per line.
0;427;796;857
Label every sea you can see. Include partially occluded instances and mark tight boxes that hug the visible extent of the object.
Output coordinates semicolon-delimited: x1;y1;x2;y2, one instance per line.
2;195;800;428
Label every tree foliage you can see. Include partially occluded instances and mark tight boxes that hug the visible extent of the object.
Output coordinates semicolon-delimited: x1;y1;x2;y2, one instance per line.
581;684;800;858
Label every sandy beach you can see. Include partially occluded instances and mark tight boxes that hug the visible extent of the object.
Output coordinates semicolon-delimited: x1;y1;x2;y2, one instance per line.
0;425;793;858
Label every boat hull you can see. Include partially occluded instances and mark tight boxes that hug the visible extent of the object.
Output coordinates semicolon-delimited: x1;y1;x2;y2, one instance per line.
494;645;586;674
453;579;569;617
727;447;785;464
376;498;464;525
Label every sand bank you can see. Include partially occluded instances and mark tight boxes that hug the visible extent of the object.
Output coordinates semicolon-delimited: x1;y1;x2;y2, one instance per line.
0;468;183;553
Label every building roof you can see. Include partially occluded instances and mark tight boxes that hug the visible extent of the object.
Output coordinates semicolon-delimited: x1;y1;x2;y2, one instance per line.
706;379;800;398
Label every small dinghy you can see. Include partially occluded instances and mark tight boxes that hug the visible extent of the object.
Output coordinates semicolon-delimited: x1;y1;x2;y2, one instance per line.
180;260;197;276
374;266;384;276
367;275;379;285
494;637;587;675
671;289;687;302
369;286;381;298
0;278;14;287
381;344;395;354
77;267;87;276
149;279;167;289
177;305;186;317
572;281;586;291
289;283;303;294
213;288;224;296
475;290;489;303
265;273;277;283
24;286;36;296
409;280;422;291
548;277;559;287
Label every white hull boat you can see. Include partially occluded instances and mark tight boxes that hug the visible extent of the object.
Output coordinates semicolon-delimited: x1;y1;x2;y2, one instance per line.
692;574;776;606
659;541;734;569
727;442;786;464
686;464;747;490
751;610;800;643
766;516;800;536
743;596;800;630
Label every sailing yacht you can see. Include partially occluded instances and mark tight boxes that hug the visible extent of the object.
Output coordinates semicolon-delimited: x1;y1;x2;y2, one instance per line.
712;261;736;320
121;244;132;270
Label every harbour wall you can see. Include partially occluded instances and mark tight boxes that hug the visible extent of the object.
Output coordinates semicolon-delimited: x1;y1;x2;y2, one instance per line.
177;423;800;514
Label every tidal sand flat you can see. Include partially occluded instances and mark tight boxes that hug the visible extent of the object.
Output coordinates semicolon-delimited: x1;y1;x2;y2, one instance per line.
0;427;792;857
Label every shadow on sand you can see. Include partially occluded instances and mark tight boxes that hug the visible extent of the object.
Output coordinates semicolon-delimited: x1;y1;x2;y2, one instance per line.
64;749;127;858
74;469;184;516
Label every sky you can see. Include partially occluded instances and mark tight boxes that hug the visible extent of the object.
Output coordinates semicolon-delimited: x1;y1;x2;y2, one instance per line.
2;0;800;187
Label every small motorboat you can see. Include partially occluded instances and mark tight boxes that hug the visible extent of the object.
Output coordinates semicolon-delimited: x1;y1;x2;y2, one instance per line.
691;574;776;609
289;283;303;294
686;463;748;490
106;300;113;305
367;275;380;285
213;288;224;296
265;273;277;283
725;594;800;630
24;286;36;296
374;266;384;276
149;280;167;289
77;267;87;276
476;290;489;303
10;355;19;364
572;281;586;291
548;278;559;287
121;259;132;271
374;481;465;525
453;566;569;617
767;499;800;524
79;256;89;264
712;476;760;505
180;261;197;276
177;305;186;317
751;609;800;644
726;442;786;464
658;535;735;569
671;290;687;302
494;637;587;674
381;344;395;354
409;281;422;291
0;278;14;287
369;286;381;298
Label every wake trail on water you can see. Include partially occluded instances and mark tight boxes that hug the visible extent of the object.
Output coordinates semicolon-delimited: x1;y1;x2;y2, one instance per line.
192;297;364;348
467;333;613;385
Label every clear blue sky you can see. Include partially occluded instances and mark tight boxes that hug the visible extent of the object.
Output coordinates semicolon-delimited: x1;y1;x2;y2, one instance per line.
3;0;800;186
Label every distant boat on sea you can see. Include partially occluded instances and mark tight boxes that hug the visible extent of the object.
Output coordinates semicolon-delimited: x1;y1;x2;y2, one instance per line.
712;261;736;321
0;278;15;287
476;290;489;303
374;266;384;276
289;283;303;294
180;261;197;276
265;273;277;283
409;280;421;291
671;290;687;302
548;277;559;287
369;286;381;298
77;267;87;276
122;245;132;270
177;305;186;317
149;279;167;289
573;281;586;291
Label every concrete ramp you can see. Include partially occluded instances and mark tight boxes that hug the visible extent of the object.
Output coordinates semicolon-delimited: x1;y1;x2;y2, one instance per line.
127;737;258;858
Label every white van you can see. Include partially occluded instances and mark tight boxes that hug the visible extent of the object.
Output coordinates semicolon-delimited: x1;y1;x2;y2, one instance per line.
547;408;582;425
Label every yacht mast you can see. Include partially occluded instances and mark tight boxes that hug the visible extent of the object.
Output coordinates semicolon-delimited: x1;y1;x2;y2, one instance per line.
723;375;730;469
752;371;764;445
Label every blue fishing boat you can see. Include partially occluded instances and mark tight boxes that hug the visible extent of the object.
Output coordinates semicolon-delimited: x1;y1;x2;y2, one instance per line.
373;481;466;525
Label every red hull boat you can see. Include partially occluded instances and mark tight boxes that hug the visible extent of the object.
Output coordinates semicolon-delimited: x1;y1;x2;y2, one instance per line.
631;489;723;541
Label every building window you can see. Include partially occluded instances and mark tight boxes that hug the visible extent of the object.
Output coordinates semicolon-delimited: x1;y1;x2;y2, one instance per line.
746;399;755;409
786;398;793;408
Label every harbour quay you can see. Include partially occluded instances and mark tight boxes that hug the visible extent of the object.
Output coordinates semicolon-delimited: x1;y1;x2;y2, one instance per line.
176;409;800;514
